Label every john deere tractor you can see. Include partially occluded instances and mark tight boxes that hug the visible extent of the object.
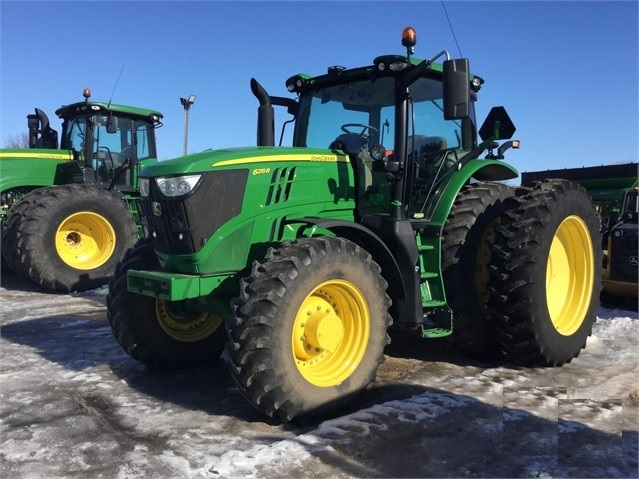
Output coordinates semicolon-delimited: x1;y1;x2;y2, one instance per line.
1;90;163;292
107;28;602;422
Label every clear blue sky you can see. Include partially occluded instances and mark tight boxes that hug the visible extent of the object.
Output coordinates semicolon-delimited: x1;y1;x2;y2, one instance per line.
1;0;637;177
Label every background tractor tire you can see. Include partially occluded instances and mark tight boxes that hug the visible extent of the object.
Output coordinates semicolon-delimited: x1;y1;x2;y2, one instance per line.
2;184;138;292
488;179;602;366
2;190;39;274
226;236;392;423
107;239;226;368
441;182;515;356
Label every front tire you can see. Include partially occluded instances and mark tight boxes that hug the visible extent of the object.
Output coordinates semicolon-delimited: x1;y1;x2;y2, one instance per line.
107;239;226;368
488;180;602;366
226;236;392;422
2;184;138;292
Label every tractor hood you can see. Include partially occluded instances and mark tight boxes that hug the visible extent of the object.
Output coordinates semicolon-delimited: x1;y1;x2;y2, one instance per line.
138;146;348;178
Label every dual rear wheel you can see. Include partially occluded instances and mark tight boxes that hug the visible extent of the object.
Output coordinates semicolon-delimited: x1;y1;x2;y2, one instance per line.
487;179;602;366
443;179;602;366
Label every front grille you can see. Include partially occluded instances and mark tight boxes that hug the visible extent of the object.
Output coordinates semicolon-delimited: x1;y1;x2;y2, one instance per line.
265;167;296;205
141;170;248;255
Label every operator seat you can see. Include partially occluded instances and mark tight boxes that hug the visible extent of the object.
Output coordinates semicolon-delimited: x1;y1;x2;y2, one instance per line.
329;134;374;191
409;135;456;171
409;135;447;156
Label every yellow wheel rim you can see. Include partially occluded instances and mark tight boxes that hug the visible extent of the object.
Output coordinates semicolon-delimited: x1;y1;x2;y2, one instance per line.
475;219;499;318
156;299;222;342
292;280;370;387
55;211;116;270
546;215;594;335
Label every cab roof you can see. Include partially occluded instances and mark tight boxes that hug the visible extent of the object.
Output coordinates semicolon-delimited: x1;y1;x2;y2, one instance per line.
55;101;163;122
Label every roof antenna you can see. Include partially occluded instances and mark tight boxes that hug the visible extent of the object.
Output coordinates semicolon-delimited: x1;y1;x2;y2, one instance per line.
441;1;463;58
107;64;124;108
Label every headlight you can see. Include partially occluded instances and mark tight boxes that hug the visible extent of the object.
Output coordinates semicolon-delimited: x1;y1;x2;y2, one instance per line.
139;178;150;197
155;174;202;197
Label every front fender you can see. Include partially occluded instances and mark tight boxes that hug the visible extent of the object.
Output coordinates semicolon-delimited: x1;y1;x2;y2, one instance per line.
290;217;407;302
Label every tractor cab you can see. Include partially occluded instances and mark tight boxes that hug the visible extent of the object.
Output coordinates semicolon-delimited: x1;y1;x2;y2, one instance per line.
288;63;479;219
257;27;517;224
53;89;163;191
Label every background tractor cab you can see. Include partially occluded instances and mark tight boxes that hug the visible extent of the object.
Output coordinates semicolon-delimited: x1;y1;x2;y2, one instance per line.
27;88;163;191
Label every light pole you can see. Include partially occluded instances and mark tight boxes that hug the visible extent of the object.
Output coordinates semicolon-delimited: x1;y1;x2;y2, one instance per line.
180;95;196;155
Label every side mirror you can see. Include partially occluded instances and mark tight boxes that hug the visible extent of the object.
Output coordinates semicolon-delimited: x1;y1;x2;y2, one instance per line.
443;58;470;120
271;96;298;116
106;116;118;134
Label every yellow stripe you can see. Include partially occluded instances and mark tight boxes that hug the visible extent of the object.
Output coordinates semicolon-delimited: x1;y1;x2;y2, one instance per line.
214;153;349;167
0;152;73;160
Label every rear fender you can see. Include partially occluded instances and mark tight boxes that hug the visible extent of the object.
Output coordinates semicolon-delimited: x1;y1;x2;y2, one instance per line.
429;159;518;228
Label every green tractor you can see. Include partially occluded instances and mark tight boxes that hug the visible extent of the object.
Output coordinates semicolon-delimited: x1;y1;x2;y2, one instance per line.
107;28;602;422
1;89;163;292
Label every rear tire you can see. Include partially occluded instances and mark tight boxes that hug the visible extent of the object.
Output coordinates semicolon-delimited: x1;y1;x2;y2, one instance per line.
442;182;514;356
226;236;392;422
2;190;38;274
2;184;138;292
107;239;226;368
488;179;602;366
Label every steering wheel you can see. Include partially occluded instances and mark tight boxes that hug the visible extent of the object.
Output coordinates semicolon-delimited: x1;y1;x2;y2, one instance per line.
340;123;379;139
96;146;114;162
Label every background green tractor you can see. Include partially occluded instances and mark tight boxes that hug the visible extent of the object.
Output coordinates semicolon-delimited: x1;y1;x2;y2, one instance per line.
1;89;163;292
107;28;602;422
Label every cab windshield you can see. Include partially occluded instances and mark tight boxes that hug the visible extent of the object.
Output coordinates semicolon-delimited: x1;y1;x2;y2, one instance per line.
62;115;156;162
61;115;156;187
294;75;476;154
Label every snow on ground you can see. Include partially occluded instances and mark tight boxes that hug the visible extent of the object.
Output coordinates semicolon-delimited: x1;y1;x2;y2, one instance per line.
0;275;637;478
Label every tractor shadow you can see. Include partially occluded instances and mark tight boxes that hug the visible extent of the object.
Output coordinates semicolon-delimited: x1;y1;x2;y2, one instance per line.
0;310;430;429
601;291;639;312
0;310;264;421
0;269;45;293
384;326;505;367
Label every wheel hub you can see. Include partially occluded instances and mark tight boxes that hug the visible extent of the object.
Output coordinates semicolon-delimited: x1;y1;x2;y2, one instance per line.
294;297;344;359
65;231;82;245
